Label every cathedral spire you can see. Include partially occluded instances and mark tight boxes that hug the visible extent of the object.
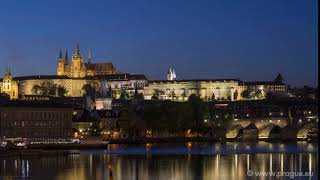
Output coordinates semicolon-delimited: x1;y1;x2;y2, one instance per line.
75;42;80;55
58;49;63;60
88;50;92;64
5;67;11;76
65;50;69;65
167;66;176;81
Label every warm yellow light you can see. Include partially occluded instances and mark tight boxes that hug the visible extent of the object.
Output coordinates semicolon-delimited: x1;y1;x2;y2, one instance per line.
146;143;152;150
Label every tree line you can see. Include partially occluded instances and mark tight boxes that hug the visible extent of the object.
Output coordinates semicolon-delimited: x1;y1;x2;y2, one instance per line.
32;80;67;97
120;94;234;137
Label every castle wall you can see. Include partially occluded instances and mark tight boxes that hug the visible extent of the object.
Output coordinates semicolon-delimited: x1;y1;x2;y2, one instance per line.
144;80;244;101
18;78;90;97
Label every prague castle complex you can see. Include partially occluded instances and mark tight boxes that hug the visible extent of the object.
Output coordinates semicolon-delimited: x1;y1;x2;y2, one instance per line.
1;43;287;101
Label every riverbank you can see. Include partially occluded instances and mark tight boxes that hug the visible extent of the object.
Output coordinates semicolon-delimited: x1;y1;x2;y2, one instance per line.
22;137;315;150
0;148;78;157
1;141;317;157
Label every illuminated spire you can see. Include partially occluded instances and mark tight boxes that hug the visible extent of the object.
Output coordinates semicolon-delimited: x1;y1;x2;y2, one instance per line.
59;49;63;60
5;67;11;77
167;66;176;81
65;50;69;64
75;42;80;56
88;50;92;64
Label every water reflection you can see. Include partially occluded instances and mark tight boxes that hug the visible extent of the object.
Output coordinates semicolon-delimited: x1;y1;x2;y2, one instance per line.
0;142;318;180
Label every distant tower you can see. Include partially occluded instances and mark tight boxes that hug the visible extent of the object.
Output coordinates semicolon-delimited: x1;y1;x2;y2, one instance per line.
167;67;177;81
1;68;18;99
57;49;65;76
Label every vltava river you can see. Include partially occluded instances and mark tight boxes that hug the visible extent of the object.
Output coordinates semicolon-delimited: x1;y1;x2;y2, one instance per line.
0;142;318;180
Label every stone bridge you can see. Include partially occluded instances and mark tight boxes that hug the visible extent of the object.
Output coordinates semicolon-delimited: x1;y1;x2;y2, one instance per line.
225;118;318;140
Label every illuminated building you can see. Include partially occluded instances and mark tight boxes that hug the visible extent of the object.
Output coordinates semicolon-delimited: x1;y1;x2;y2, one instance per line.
57;43;117;78
144;79;243;101
243;81;287;96
0;101;73;140
167;67;176;81
0;68;18;99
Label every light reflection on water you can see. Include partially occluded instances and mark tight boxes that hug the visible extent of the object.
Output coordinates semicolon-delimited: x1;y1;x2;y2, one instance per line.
0;142;318;180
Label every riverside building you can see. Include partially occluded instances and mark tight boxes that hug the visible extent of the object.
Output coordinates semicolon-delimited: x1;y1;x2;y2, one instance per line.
0;101;73;143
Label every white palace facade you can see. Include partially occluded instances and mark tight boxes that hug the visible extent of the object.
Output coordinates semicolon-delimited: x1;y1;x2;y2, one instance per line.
144;79;244;101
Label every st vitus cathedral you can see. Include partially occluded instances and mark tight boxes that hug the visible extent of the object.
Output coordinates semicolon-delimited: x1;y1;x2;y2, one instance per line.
57;43;117;78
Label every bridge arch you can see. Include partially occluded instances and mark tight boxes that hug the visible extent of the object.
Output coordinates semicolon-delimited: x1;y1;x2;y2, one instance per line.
226;125;243;139
258;124;279;139
268;126;282;140
297;122;317;139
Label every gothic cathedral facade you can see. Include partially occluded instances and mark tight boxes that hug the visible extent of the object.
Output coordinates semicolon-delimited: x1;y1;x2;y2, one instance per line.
57;43;117;78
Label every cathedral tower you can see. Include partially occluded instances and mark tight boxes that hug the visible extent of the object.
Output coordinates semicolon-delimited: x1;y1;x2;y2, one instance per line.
167;67;177;81
57;49;65;76
71;43;86;78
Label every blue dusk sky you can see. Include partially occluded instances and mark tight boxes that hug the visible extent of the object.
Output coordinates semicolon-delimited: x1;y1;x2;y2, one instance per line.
0;0;318;86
